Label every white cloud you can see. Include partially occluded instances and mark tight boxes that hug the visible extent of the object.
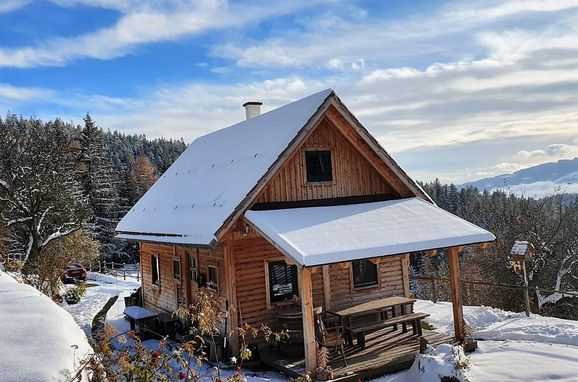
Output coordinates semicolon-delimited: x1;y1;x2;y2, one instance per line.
0;84;54;100
0;0;30;13
0;1;317;68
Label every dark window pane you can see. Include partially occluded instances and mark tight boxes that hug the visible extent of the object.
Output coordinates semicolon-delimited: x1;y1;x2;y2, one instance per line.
352;259;378;288
173;260;181;279
208;266;218;290
152;254;160;285
268;261;298;302
305;150;332;182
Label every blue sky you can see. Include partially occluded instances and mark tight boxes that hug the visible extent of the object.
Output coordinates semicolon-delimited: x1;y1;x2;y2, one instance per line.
1;0;578;183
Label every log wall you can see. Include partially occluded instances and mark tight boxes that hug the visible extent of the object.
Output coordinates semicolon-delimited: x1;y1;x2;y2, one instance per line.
230;234;406;344
140;243;225;313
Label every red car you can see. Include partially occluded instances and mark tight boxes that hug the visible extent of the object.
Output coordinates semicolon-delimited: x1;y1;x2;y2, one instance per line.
62;263;87;283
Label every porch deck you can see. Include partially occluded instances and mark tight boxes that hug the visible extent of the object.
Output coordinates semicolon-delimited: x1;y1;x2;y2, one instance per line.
261;328;453;381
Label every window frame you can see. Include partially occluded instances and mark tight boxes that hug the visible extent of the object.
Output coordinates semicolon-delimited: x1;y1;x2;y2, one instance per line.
304;149;333;183
189;255;198;284
172;259;181;279
265;259;299;308
351;259;379;290
151;254;160;286
207;265;219;291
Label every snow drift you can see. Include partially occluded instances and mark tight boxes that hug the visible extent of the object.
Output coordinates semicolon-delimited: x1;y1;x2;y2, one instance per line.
0;271;92;381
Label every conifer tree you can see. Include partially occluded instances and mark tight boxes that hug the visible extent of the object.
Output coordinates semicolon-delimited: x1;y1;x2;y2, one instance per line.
79;115;123;260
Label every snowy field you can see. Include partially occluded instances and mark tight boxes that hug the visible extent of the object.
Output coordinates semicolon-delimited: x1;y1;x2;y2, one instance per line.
376;300;578;381
3;269;578;382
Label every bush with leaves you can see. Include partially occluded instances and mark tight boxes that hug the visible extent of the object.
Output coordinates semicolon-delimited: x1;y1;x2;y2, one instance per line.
25;229;99;300
73;288;286;382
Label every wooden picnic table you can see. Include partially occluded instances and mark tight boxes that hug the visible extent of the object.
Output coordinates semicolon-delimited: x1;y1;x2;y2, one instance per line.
329;296;416;317
328;296;419;348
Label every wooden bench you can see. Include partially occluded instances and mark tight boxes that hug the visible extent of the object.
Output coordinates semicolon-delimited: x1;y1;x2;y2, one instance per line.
346;312;430;349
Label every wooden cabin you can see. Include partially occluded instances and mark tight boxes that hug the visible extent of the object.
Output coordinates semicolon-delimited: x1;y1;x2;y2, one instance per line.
116;89;495;377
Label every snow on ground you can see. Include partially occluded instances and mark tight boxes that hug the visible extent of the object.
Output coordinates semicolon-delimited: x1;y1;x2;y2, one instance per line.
61;271;140;335
0;270;93;382
374;300;578;382
468;340;578;381
100;278;286;382
415;299;578;346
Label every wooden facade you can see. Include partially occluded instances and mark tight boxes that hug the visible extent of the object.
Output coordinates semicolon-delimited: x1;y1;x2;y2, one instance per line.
131;93;487;377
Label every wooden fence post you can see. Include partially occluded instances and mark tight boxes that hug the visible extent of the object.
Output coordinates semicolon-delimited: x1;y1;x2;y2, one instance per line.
522;261;531;316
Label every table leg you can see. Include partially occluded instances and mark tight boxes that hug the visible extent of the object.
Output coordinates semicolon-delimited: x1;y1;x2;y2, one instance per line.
392;307;398;331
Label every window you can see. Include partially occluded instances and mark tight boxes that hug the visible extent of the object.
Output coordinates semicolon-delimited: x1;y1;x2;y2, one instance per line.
352;259;378;289
189;256;198;283
151;254;160;285
208;265;218;290
268;260;298;303
173;259;181;279
305;150;332;182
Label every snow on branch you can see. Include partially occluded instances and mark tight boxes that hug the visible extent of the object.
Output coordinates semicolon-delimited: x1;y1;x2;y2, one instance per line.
7;216;32;227
41;225;80;249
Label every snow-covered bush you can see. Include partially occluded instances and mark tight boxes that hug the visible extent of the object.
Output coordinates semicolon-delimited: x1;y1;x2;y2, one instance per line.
406;344;470;382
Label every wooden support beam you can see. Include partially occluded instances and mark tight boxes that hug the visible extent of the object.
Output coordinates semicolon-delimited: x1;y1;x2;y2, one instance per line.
298;267;317;372
322;265;331;310
401;254;410;298
476;242;489;250
425;249;438;257
223;240;240;356
448;246;465;342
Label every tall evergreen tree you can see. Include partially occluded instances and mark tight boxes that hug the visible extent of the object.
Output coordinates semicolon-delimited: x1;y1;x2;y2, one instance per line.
79;115;124;260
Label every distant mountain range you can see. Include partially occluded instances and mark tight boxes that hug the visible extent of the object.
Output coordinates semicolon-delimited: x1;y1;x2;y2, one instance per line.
461;157;578;196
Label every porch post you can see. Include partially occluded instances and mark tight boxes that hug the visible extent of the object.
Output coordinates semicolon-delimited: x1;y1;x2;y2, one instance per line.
448;246;465;342
298;266;317;372
401;253;410;298
322;265;331;309
224;240;240;355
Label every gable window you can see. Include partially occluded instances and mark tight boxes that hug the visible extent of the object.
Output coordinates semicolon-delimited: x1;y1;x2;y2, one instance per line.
305;150;332;182
208;265;218;290
151;254;160;285
173;259;181;279
268;260;298;303
352;259;378;289
189;256;198;283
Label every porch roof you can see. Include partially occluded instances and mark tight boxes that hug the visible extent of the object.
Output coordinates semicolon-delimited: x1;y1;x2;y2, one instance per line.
244;197;495;267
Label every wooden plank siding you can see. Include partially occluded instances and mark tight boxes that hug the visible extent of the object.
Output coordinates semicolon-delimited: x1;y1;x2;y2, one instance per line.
140;243;225;313
254;118;395;204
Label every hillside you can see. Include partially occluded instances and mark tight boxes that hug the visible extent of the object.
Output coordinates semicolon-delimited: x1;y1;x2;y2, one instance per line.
462;157;578;196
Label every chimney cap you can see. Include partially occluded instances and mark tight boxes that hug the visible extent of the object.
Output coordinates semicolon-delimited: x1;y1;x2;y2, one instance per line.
242;101;263;107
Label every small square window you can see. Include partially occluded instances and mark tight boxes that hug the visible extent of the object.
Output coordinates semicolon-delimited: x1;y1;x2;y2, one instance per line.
305;150;332;182
208;266;218;290
352;259;378;289
173;259;181;279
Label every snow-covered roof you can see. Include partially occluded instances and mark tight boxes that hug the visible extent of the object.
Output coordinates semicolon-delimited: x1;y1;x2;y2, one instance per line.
116;89;334;245
0;271;92;381
510;240;533;257
245;197;496;266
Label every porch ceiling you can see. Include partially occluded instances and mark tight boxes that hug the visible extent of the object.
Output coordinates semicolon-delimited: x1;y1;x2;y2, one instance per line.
244;197;495;267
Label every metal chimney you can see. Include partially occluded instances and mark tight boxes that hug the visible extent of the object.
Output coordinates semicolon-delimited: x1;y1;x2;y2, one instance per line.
243;101;262;120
